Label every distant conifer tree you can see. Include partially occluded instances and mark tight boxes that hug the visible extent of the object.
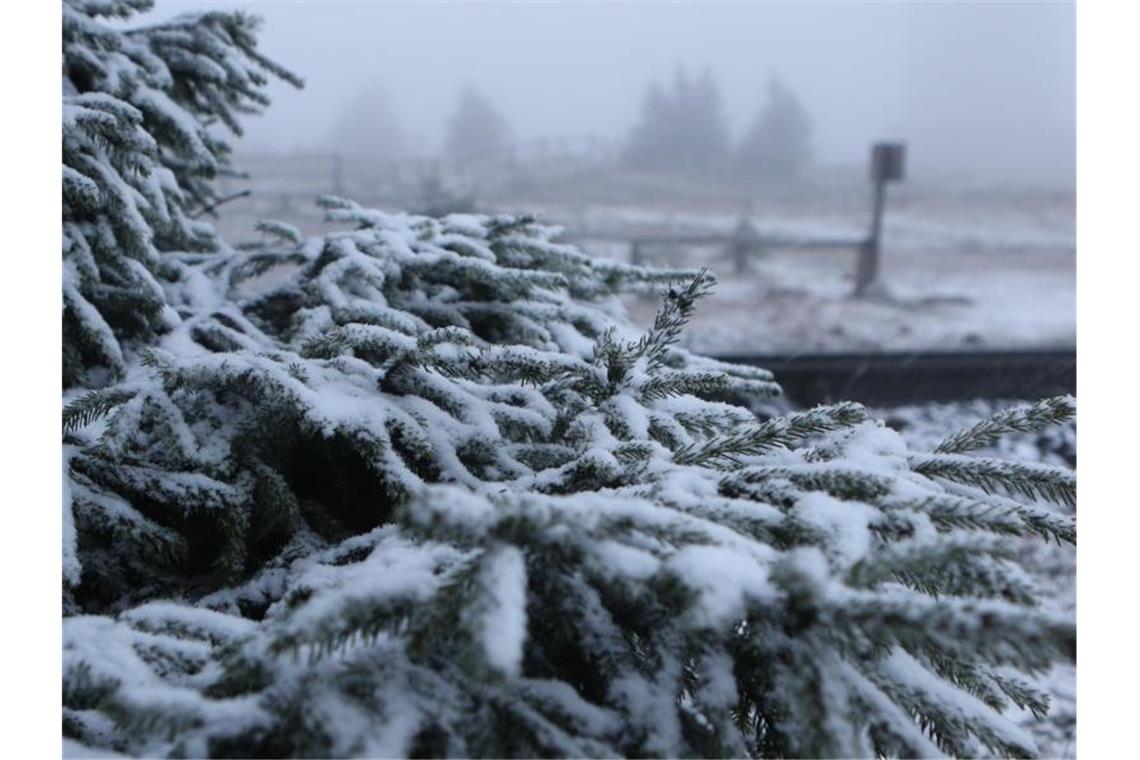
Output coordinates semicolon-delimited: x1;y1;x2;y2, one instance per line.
445;85;511;164
329;83;407;160
737;76;814;179
623;66;730;174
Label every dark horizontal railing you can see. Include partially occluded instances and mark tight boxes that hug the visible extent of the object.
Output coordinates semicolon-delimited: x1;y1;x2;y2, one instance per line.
716;349;1076;406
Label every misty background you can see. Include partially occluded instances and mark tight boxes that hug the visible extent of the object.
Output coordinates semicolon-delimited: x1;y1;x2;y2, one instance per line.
132;0;1076;356
142;0;1073;183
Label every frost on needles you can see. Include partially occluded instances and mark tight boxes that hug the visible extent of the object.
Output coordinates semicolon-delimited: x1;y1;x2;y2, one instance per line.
61;3;1076;758
62;0;301;388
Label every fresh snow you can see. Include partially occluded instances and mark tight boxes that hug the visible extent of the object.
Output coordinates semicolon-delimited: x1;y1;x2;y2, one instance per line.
475;546;528;677
61;10;1077;751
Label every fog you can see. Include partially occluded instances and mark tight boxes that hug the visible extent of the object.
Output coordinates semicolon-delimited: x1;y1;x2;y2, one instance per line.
144;0;1074;183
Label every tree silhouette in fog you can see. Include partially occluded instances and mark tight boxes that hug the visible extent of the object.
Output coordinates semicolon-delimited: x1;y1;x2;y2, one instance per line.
446;85;511;163
737;76;813;179
623;67;730;174
329;83;406;160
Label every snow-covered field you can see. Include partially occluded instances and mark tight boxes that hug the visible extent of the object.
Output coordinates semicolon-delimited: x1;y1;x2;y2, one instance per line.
212;161;1074;356
557;199;1074;355
643;247;1073;355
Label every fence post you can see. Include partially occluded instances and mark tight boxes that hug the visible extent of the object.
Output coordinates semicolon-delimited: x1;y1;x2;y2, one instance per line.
331;153;345;195
730;216;761;275
855;180;886;295
855;142;905;297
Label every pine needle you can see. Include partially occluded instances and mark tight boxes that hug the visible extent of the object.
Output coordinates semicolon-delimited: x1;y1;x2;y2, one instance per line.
63;388;136;433
934;396;1075;455
675;402;869;467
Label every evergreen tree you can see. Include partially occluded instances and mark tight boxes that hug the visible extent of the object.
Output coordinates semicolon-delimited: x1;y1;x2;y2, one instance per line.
445;85;511;164
62;6;1076;757
622;80;669;170
62;0;301;388
64;197;1075;757
329;82;406;160
737;76;814;179
623;67;730;174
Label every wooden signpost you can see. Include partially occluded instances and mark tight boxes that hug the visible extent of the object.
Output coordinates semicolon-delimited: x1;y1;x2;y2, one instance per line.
856;142;906;296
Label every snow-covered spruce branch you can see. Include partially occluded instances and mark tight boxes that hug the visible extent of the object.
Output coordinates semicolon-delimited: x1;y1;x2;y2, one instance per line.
673;402;869;466
62;0;300;389
63;387;137;433
632;268;716;373
844;531;1036;604
722;465;1075;544
911;453;1076;509
934;395;1076;455
61;201;1078;757
67;469;1074;756
930;486;1077;546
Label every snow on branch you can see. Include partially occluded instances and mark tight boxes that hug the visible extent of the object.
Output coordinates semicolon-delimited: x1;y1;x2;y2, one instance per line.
60;8;1076;753
934;395;1076;455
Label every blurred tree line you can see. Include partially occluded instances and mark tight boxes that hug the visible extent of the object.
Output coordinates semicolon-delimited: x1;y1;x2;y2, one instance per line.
622;68;730;174
623;68;813;179
329;68;812;181
446;85;511;165
330;83;511;165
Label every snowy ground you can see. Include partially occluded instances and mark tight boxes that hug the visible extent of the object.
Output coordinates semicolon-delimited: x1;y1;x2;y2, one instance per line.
555;199;1074;355
212;160;1074;356
881;399;1076;759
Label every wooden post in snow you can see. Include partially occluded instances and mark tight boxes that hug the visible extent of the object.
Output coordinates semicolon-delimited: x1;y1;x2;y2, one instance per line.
730;215;762;275
630;240;644;266
855;142;905;296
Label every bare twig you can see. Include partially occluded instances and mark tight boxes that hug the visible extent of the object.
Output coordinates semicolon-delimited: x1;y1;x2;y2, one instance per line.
190;189;252;219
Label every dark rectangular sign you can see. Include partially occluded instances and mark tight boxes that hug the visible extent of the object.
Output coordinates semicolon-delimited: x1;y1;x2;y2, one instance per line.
871;142;906;182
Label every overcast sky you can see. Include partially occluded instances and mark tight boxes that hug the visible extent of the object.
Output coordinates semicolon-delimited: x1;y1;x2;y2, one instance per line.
142;1;1075;181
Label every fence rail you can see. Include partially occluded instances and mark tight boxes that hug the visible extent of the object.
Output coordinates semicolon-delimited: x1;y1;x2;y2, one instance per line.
718;349;1076;406
561;224;869;288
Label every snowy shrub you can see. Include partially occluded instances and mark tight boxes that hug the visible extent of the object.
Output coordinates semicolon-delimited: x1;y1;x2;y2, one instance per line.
61;3;1076;758
62;0;300;387
64;197;1076;757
